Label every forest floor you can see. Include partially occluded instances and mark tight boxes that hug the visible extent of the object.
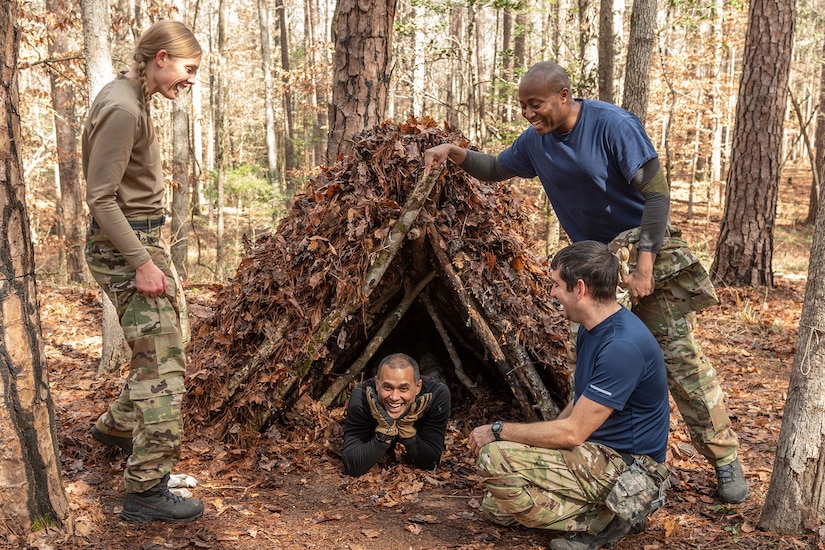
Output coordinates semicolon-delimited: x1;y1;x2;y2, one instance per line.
14;173;824;550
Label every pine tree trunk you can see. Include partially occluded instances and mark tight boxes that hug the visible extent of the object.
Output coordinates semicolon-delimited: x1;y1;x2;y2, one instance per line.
622;0;656;123
326;0;397;162
0;1;70;529
759;141;825;533
712;0;796;287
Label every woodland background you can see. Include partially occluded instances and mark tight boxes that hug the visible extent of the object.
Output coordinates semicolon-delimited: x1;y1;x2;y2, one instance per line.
4;0;825;547
18;0;823;282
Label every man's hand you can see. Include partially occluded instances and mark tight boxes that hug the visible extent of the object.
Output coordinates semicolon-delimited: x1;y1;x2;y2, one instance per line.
397;393;432;439
468;424;496;456
423;144;466;177
136;259;169;297
620;250;656;303
366;387;398;441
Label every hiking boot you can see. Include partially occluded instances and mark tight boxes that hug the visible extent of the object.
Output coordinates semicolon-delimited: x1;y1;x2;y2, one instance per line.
630;516;648;534
91;425;133;455
121;474;204;523
716;458;749;504
549;516;633;549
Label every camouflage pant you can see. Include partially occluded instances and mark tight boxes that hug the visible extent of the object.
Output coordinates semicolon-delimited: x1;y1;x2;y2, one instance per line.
567;287;739;467
85;222;186;493
634;289;739;466
477;441;626;533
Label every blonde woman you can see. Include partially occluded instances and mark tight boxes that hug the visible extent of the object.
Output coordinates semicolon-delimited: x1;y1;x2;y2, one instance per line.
83;20;203;523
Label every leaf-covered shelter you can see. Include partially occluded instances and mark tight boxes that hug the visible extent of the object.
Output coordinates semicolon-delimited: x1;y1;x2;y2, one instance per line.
186;118;570;443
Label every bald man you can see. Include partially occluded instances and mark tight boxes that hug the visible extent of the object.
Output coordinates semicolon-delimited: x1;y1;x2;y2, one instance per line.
425;61;747;504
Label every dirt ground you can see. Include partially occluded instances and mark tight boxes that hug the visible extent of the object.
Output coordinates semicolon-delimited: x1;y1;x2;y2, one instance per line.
14;174;825;550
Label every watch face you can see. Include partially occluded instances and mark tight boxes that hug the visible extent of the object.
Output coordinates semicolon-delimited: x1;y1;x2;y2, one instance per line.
492;421;502;440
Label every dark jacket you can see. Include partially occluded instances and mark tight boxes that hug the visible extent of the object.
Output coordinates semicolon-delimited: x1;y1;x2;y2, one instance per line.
341;376;450;476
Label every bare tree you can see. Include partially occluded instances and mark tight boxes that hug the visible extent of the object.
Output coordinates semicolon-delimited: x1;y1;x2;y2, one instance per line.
598;0;623;104
326;0;398;162
257;0;280;199
712;0;796;287
81;0;131;372
213;0;228;279
0;0;70;529
46;2;86;283
759;148;825;533
804;36;825;225
275;0;295;202
171;86;191;277
622;0;656;122
305;0;326;169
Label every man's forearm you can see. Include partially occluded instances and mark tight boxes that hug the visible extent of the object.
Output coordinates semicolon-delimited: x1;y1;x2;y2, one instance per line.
341;436;390;477
400;434;443;471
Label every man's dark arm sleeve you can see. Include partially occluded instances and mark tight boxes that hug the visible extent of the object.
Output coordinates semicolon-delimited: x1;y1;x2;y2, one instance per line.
341;387;392;477
631;158;670;254
458;150;516;182
400;384;451;470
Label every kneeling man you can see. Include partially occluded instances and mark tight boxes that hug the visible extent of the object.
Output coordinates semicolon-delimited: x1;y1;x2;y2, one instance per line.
469;241;670;549
343;353;451;476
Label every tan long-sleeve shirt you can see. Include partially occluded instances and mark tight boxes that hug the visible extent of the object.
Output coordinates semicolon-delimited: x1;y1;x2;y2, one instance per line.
82;74;163;269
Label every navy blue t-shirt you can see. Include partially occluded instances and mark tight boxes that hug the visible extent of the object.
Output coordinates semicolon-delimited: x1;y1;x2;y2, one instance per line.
575;307;669;462
499;99;657;244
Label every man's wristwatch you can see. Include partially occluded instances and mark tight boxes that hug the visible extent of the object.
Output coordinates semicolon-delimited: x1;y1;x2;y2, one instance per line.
491;421;503;441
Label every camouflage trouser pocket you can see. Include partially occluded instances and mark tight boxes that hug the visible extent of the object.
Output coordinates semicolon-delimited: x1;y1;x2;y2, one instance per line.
606;459;670;525
85;226;180;341
120;293;180;341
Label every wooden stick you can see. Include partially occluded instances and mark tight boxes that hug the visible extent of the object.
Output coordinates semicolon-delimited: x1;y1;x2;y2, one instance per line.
476;294;560;419
419;290;482;398
426;223;537;420
361;168;443;295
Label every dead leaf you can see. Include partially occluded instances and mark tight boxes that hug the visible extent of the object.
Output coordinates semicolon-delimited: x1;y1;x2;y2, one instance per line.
663;517;679;537
407;514;439;524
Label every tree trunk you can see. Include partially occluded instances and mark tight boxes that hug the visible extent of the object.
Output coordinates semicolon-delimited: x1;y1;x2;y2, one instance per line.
47;3;86;284
446;5;461;128
759;150;825;533
81;0;131;371
576;0;598;96
621;0;656;123
709;0;725;201
190;57;204;217
305;0;326;170
171;92;190;278
711;0;796;287
258;0;280;206
275;0;295;203
499;8;512;122
413;3;426;117
514;12;527;70
466;3;479;141
80;0;112;100
598;0;623;104
804;36;825;226
326;0;397;163
0;0;70;529
214;0;228;280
